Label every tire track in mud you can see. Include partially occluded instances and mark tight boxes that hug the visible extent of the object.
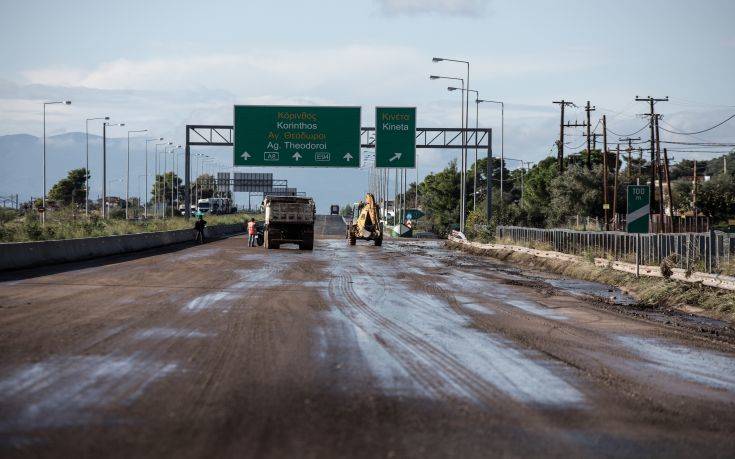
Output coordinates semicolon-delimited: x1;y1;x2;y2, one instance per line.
421;270;641;395
332;252;508;403
411;248;735;423
327;266;549;407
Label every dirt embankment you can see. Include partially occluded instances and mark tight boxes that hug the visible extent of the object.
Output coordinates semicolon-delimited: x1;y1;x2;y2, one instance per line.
446;240;735;327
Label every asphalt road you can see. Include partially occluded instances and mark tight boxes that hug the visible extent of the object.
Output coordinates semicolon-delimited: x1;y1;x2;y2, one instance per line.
1;235;734;458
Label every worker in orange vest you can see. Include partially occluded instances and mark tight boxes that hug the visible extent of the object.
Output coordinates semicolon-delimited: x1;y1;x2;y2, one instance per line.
247;218;257;247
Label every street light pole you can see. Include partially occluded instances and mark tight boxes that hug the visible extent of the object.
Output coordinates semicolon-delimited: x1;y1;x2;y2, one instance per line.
434;57;470;230
42;100;71;225
477;99;504;216
430;74;465;231
449;87;480;211
170;145;181;218
102;121;125;218
154;142;171;218
144;138;163;219
126;129;148;219
85;116;109;217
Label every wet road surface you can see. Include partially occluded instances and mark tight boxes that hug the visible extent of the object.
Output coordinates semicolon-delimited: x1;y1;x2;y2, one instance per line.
1;236;734;457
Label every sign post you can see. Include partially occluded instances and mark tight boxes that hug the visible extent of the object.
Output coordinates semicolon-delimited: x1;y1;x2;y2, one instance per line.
233;105;360;167
375;107;416;168
627;185;650;277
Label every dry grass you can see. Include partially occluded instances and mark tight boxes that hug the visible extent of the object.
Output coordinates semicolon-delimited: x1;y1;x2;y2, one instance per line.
0;208;261;243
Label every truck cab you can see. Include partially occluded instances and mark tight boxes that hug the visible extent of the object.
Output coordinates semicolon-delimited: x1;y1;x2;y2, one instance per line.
263;196;316;250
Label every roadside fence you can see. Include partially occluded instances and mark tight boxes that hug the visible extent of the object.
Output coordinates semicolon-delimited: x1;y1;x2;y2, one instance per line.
496;226;735;275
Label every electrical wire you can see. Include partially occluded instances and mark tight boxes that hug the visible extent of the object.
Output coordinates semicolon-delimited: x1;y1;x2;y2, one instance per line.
661;141;735;146
564;140;587;150
658;113;735;135
606;123;649;137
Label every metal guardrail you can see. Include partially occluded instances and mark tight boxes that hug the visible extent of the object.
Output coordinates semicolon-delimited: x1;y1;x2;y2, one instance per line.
496;226;735;274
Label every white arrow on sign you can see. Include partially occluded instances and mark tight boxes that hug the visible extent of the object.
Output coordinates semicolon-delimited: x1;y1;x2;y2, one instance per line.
292;152;302;161
343;152;353;161
241;151;251;160
389;152;402;162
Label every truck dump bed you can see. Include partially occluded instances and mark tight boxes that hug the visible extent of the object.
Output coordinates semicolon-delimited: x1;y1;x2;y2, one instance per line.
264;196;315;224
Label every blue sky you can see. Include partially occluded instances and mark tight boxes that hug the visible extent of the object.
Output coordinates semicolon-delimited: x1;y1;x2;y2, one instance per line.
1;0;734;207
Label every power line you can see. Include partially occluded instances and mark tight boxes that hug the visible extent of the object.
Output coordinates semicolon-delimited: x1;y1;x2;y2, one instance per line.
658;113;735;135
606;123;649;137
662;149;735;154
661;140;735;146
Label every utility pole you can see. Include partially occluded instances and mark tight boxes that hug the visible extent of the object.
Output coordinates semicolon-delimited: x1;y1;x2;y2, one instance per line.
585;101;596;170
612;144;621;230
584;132;603;164
602;115;609;231
553;100;575;173
619;137;640;180
638;147;644;181
635;95;668;223
654;114;665;232
663;148;674;232
564;120;587;167
692;160;698;232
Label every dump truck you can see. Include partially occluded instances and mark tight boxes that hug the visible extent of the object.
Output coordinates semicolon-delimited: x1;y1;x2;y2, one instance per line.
347;193;383;246
263;195;315;250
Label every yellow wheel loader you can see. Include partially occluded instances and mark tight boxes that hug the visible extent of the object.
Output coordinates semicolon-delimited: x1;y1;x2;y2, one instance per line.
347;193;383;246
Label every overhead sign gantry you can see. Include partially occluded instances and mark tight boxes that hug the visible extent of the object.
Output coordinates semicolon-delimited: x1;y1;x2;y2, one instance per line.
184;106;493;225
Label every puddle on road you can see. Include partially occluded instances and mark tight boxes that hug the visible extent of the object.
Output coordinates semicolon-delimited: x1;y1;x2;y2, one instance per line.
546;278;636;305
181;291;232;313
175;248;222;261
134;327;211;340
618;336;735;393
504;299;568;321
0;355;176;431
454;295;495;315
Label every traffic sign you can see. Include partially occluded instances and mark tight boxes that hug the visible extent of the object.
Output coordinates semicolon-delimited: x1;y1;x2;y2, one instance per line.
233;105;361;167
404;209;424;220
626;185;650;233
375;107;416;168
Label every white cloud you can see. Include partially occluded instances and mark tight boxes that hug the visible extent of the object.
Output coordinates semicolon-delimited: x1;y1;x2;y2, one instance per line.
20;46;426;95
375;0;489;16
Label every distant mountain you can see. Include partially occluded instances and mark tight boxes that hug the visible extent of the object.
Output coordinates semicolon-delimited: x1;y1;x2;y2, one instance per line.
0;132;133;203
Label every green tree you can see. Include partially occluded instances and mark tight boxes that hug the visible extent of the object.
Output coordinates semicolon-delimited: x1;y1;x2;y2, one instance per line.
697;175;735;223
418;160;460;235
152;172;184;204
188;173;215;201
48;168;89;206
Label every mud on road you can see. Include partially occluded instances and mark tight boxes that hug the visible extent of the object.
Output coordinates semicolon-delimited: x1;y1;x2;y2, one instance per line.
1;236;734;458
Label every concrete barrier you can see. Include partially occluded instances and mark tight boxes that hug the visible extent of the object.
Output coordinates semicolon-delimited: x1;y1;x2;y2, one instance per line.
0;223;244;271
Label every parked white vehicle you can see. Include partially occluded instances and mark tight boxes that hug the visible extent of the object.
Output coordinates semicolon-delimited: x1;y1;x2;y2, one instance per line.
197;197;234;214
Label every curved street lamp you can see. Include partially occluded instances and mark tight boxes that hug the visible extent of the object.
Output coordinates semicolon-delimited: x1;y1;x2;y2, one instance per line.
126;129;148;219
42;100;71;224
85;116;109;217
102;121;125;218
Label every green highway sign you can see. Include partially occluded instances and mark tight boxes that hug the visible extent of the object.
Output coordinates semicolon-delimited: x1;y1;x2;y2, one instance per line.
233;105;361;167
375;107;416;168
626;185;650;234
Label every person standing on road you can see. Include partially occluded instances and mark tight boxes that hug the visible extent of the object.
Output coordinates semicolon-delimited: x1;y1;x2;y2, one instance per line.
194;213;207;244
247;218;257;247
